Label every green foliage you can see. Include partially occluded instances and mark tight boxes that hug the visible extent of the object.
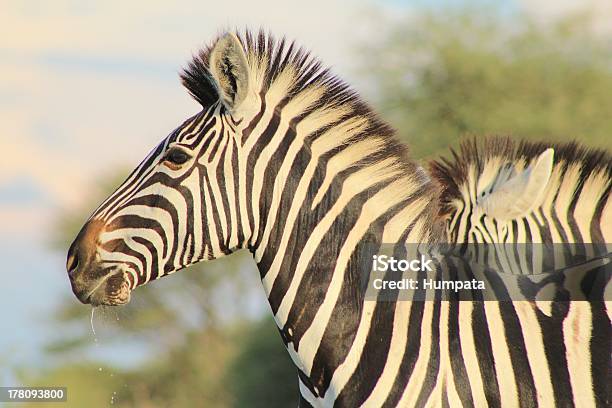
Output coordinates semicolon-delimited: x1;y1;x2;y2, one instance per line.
111;327;239;407
11;364;125;408
227;318;299;407
362;8;612;159
19;320;296;407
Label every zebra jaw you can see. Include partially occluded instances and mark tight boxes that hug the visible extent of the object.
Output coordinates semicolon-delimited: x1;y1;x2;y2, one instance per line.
84;269;132;307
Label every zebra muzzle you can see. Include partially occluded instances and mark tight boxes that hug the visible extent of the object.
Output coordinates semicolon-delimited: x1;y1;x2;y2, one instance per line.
67;219;133;306
98;270;132;306
70;268;132;307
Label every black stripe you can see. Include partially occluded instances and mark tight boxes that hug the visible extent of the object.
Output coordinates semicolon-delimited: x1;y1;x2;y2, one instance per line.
381;300;424;407
201;166;228;254
589;301;611;407
106;213;168;259
414;300;441;407
245;97;291;244
215;140;234;250
132;236;160;280
231;138;245;246
448;301;475;407
590;182;610;245
324;201;419;406
241;91;265;145
499;302;537;407
101;238;148;283
471;301;501;406
566;173;586;244
538;302;574;407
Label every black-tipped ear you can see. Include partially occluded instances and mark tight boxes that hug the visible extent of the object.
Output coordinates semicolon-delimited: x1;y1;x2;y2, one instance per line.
209;33;249;110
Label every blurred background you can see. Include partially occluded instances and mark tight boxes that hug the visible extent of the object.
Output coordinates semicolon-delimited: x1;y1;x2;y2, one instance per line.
1;0;611;406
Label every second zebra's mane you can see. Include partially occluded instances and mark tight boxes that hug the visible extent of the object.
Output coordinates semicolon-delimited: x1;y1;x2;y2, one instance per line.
429;136;612;218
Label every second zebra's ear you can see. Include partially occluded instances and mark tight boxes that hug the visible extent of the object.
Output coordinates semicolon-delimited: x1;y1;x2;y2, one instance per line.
209;33;250;111
477;148;555;220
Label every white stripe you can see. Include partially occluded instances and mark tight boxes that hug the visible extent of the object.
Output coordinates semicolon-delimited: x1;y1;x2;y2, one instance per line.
563;302;596;407
483;302;519;408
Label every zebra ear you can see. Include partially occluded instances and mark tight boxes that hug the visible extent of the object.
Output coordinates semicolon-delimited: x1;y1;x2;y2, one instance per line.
477;148;555;220
209;33;250;110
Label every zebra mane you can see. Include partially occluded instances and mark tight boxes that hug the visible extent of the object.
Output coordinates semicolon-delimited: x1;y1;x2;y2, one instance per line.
180;30;443;229
181;29;351;108
180;29;407;156
429;136;612;216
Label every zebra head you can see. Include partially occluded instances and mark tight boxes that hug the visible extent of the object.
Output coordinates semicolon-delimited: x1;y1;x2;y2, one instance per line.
67;33;264;306
432;139;556;244
432;137;612;246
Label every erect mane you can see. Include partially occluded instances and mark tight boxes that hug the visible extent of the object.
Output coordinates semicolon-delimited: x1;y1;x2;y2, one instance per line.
179;29;409;163
178;29;445;242
181;29;351;109
182;32;436;190
429;136;612;216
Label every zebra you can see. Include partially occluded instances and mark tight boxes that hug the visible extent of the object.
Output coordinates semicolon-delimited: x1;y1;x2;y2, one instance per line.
430;137;611;247
429;138;612;279
66;30;610;406
428;136;611;401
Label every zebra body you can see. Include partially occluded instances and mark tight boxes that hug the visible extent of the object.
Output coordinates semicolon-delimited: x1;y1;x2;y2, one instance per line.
429;138;611;406
66;31;611;407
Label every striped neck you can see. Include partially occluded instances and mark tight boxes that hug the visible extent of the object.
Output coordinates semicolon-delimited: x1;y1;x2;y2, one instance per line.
232;86;443;399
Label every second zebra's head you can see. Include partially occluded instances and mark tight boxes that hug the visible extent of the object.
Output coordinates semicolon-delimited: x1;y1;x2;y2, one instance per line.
67;33;266;306
430;138;556;245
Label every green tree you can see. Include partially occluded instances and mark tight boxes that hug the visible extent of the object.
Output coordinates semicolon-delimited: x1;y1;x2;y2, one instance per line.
362;8;612;159
227;318;299;408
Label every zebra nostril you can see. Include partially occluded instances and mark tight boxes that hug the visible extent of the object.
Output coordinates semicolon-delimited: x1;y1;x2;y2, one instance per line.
66;245;80;276
66;219;105;278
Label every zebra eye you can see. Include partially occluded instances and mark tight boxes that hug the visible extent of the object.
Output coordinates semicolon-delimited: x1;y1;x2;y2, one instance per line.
163;148;191;166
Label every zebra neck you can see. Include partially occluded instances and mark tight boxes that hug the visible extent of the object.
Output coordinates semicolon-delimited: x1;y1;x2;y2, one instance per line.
246;122;442;286
239;111;442;395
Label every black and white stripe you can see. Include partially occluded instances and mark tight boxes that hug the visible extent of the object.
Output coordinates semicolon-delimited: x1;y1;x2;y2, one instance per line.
430;137;611;407
75;31;610;407
430;137;611;273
